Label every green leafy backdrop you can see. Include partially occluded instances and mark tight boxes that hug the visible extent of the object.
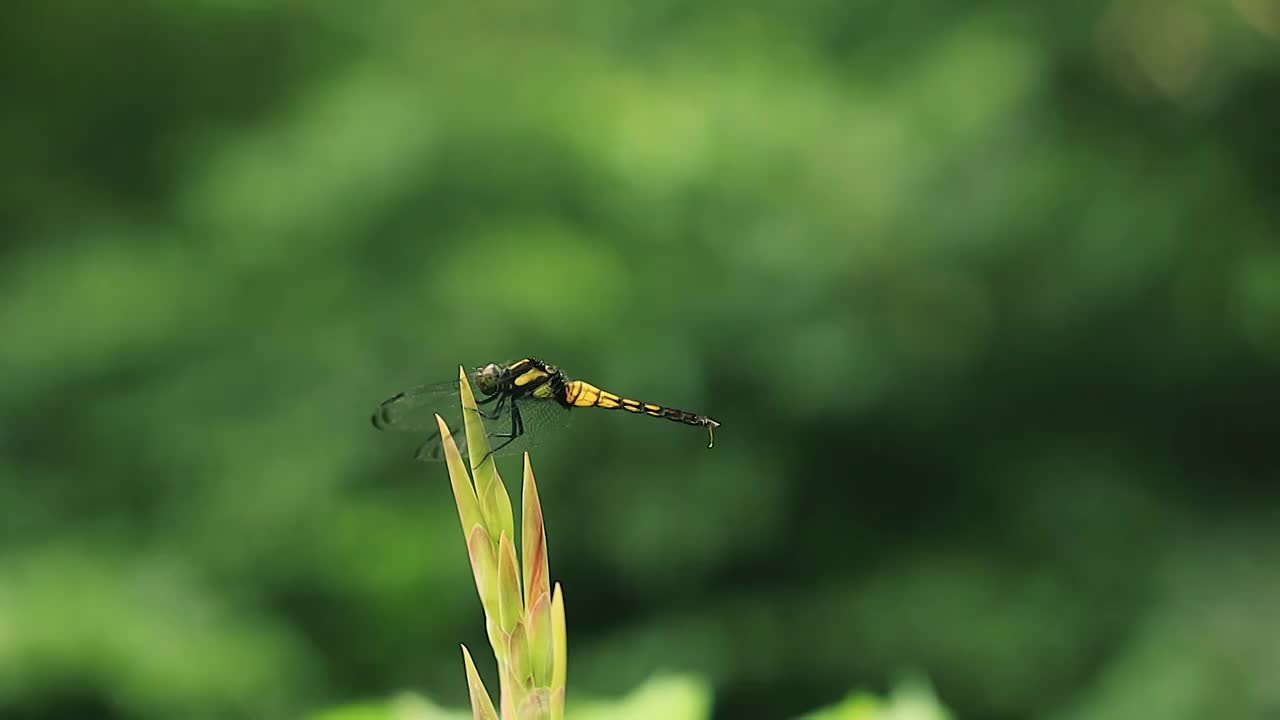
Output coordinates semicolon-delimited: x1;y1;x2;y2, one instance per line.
2;1;1278;718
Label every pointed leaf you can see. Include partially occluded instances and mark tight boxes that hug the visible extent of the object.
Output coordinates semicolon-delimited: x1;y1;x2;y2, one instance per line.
438;415;483;540
521;453;550;611
550;583;566;697
525;591;553;688
466;525;499;621
496;532;523;633
482;473;516;556
506;622;534;693
485;615;506;667
461;645;500;720
458;366;499;498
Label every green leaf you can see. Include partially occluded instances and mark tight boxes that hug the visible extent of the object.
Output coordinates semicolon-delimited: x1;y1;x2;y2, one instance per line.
525;591;553;688
456;366;513;547
483;474;516;558
497;532;523;633
466;525;499;622
506;622;534;695
458;365;497;497
438;415;483;542
484;615;505;668
550;582;566;698
461;645;500;720
521;453;550;612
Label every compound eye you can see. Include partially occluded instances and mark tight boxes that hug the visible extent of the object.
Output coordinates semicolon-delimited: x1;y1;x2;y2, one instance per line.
474;363;502;394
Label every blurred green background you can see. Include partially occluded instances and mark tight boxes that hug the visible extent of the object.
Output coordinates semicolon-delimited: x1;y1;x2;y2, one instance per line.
3;1;1280;719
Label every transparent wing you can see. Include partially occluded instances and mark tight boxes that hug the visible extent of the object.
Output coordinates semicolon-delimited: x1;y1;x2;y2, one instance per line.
371;381;462;432
412;396;574;463
372;381;574;463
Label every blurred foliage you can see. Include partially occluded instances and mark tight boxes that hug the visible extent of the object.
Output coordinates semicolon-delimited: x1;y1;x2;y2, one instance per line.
311;674;951;720
313;674;709;720
3;0;1280;719
800;676;951;720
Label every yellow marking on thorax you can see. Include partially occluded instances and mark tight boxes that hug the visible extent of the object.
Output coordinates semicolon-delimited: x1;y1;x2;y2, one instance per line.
514;367;549;387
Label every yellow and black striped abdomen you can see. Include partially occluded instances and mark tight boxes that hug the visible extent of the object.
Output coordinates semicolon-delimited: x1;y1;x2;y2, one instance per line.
563;380;719;445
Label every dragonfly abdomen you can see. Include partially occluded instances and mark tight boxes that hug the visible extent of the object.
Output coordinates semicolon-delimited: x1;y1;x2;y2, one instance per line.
563;380;719;439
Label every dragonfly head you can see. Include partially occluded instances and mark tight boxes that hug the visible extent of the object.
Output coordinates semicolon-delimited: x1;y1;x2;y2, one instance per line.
475;363;503;394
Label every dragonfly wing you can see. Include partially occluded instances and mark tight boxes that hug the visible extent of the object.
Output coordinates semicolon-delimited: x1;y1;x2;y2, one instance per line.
412;419;464;461
371;381;462;432
372;380;473;462
490;397;573;456
373;378;573;463
417;397;573;463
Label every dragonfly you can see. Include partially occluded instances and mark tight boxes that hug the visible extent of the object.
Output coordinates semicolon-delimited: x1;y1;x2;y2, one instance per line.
372;357;720;463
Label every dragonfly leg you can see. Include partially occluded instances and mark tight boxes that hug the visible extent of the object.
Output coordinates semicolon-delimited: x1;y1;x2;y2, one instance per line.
487;402;525;456
477;393;507;421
